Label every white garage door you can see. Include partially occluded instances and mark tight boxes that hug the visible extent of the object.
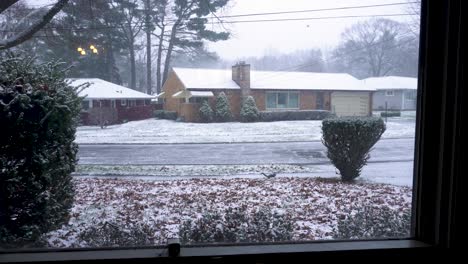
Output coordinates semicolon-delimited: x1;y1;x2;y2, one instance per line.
331;92;370;117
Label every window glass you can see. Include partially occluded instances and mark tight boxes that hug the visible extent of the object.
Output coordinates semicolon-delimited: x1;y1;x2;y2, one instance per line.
266;93;277;108
277;93;288;108
0;0;420;251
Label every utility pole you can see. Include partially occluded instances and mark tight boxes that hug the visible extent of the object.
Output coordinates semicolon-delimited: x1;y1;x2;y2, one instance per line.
144;0;152;95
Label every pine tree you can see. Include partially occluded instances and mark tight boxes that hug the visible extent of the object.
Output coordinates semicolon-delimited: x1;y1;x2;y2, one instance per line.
199;100;214;123
214;92;232;122
240;96;260;122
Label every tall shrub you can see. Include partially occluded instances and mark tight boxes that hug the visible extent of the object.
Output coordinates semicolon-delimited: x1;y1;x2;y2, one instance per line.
321;117;386;182
0;53;83;247
240;96;259;122
214;92;232;122
198;100;214;123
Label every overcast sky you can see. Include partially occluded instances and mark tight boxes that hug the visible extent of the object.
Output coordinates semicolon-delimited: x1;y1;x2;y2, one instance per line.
26;0;419;60
208;0;418;60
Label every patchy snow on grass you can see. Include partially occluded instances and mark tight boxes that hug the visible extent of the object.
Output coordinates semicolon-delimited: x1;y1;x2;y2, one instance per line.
74;164;321;177
44;177;412;248
76;118;415;144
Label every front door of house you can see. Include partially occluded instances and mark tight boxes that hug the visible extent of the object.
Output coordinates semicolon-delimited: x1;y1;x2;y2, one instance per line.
316;92;324;110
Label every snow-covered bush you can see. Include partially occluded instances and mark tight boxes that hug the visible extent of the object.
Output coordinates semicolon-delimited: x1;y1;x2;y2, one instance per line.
214;92;232;122
0;53;82;248
333;205;411;239
322;117;386;182
154;110;177;120
78;221;156;247
199;100;214;123
240;96;259;122
179;207;293;244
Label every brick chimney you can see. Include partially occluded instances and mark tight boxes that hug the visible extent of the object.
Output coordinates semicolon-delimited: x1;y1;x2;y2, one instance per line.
232;61;250;96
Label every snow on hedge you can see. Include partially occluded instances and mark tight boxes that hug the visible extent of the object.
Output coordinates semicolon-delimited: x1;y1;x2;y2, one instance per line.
45;177;412;248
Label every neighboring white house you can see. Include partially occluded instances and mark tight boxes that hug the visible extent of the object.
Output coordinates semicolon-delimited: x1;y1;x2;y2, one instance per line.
363;76;418;111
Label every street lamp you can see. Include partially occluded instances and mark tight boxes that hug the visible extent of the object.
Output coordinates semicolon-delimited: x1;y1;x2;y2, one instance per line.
77;44;99;56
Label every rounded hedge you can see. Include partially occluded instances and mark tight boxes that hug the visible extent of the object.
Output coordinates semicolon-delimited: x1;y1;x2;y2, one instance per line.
0;54;83;247
321;116;386;182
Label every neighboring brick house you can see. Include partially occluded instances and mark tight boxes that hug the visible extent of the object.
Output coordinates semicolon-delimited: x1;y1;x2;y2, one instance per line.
159;62;376;122
363;76;418;111
70;78;154;125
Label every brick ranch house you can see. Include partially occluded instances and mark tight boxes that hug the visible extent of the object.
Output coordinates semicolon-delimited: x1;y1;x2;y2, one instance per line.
69;78;154;125
159;62;376;122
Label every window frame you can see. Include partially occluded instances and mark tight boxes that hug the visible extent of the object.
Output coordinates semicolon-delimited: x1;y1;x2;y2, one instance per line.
120;99;127;106
0;0;464;261
265;91;300;110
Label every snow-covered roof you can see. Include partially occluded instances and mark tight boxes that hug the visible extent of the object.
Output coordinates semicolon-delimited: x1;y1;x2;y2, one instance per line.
68;78;154;99
363;76;417;90
172;90;214;98
172;67;374;91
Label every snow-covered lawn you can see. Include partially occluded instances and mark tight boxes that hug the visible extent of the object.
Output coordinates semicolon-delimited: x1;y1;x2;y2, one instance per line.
76;118;415;144
75;162;414;187
45;177;412;248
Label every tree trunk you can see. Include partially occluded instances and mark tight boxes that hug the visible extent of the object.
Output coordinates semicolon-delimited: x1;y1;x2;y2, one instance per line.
156;25;165;94
129;35;137;90
145;0;152;95
162;23;178;85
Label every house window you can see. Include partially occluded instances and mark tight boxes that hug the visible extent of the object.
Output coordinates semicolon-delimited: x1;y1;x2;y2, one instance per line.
121;99;127;106
81;100;90;111
189;97;205;104
265;92;299;109
128;99;136;107
385;90;395;96
111;100;116;108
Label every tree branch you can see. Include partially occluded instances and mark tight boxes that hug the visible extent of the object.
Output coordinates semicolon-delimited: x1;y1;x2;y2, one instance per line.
0;0;69;50
0;0;19;14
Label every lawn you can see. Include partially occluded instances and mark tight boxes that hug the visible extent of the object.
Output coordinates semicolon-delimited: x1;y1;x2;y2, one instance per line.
45;177;412;248
75;118;415;144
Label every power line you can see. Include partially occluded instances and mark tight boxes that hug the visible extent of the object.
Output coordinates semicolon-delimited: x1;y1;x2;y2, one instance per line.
210;2;419;19
0;13;416;34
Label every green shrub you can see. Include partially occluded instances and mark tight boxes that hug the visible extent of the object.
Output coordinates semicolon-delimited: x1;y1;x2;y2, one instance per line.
0;53;82;248
321;117;386;182
380;111;401;117
179;207;293;244
260;110;334;121
199;100;214;123
240;96;259;122
333;205;411;239
154;110;177;120
214;92;232;122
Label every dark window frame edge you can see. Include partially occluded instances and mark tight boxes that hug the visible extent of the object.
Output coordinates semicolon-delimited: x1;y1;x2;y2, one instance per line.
0;0;464;262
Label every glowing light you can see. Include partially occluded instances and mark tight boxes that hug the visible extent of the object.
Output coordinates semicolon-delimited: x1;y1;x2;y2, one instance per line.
80;50;86;55
77;47;83;52
92;48;98;54
89;45;95;50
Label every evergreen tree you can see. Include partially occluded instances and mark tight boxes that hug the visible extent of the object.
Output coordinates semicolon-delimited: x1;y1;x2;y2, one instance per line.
0;53;82;247
199;100;214;123
240;96;259;122
214;92;232;122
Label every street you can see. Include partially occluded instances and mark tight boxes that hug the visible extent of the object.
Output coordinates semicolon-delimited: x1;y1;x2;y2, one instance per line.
78;137;415;165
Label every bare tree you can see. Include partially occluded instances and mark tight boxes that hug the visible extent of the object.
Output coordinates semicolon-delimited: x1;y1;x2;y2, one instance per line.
332;18;408;78
0;0;69;50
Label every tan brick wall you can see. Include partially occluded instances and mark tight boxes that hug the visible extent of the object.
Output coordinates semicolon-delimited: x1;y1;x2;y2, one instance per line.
299;90;315;109
162;71;185;114
180;103;200;122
